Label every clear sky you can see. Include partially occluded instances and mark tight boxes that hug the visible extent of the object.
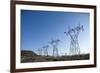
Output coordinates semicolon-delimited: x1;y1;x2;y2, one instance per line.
21;9;90;56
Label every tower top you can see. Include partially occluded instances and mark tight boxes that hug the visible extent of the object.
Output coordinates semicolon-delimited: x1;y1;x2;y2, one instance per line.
64;24;84;36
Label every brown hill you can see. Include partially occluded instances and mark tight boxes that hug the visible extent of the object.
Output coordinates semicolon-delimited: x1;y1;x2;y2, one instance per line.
21;50;37;57
21;50;38;62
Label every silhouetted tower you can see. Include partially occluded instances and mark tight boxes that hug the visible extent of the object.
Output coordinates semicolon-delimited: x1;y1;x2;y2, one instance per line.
43;45;49;56
49;39;60;57
37;48;43;56
64;24;84;55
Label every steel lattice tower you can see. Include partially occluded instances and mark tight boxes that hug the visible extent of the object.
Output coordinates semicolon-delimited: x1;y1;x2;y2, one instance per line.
37;48;43;56
43;45;49;56
49;39;60;57
64;24;84;55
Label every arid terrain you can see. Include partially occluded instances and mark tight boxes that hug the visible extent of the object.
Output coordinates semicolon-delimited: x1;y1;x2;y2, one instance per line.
21;50;89;63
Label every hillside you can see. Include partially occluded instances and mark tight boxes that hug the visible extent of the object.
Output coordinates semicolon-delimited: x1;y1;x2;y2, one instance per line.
21;50;90;63
21;50;38;62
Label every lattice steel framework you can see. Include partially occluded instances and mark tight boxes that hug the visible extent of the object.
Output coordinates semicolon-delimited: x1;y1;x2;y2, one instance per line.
49;39;60;57
37;48;43;56
64;24;84;55
43;45;49;56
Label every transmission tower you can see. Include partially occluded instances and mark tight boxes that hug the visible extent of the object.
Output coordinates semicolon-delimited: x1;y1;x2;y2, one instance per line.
64;24;84;55
49;39;60;57
37;48;43;56
43;45;49;56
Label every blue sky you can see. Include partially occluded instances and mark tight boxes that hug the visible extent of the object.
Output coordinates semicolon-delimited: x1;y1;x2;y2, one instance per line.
21;9;90;56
